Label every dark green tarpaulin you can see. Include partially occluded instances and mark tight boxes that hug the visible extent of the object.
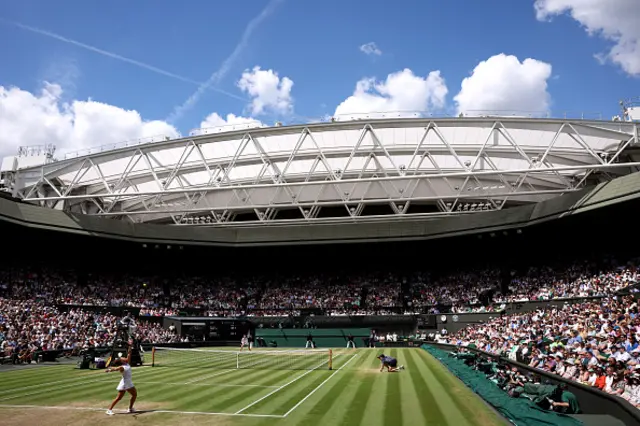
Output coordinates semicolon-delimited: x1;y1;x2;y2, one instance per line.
422;345;583;426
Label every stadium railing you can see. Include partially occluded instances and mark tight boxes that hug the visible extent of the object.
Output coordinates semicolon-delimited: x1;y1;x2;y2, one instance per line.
424;342;640;426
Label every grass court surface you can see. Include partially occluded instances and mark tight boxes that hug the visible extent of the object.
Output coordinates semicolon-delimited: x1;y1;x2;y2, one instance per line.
0;348;506;426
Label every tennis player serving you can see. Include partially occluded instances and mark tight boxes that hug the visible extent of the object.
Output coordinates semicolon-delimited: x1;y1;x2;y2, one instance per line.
378;354;404;372
105;341;137;415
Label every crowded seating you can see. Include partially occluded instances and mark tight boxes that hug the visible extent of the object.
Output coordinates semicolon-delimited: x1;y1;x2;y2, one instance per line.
445;295;640;408
0;255;638;316
0;298;180;363
3;251;640;414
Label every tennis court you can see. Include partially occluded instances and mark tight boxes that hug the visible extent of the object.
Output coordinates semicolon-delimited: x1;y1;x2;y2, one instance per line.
0;348;505;426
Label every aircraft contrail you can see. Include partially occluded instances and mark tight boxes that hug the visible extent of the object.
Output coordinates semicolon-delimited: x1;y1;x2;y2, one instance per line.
0;18;246;102
166;0;285;123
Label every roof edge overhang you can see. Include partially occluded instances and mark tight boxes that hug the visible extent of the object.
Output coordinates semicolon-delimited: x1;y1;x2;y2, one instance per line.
1;171;640;247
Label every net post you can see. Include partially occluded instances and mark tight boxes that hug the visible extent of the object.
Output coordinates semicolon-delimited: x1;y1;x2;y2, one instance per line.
152;346;155;367
236;352;239;369
329;349;333;370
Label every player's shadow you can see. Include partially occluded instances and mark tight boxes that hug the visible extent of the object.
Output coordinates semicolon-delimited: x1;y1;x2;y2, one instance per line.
116;410;155;416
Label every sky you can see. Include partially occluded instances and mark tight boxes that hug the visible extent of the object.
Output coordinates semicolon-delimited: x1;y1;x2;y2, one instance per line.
0;0;639;158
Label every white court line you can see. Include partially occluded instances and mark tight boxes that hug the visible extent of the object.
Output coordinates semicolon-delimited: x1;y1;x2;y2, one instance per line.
283;353;359;417
0;404;284;418
130;381;278;388
184;369;234;384
234;361;329;415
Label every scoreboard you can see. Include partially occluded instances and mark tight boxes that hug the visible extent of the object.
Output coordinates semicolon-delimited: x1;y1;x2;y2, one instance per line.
162;317;251;341
416;314;437;329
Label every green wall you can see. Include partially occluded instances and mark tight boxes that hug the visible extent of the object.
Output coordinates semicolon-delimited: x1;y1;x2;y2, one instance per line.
256;328;371;348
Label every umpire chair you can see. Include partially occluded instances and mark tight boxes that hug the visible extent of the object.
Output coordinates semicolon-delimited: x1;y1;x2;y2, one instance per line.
107;315;144;367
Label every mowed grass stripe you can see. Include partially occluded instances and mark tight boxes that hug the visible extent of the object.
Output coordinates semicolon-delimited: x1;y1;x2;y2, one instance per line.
132;366;230;389
0;371;96;394
0;348;507;425
185;379;285;412
353;348;379;371
145;366;228;381
331;352;356;369
224;368;328;412
404;349;449;425
358;352;388;426
201;367;281;386
384;349;403;426
136;381;257;413
9;379;113;406
120;369;281;411
0;375;106;403
333;351;379;425
0;364;75;374
294;363;364;424
245;371;333;414
416;350;506;426
0;367;162;396
0;365;72;380
416;349;502;426
396;352;424;426
3;366;273;410
138;381;234;409
166;370;282;412
173;369;297;412
412;350;473;426
144;365;257;386
0;367;93;388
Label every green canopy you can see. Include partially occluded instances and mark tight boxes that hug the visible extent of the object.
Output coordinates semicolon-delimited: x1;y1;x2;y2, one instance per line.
422;345;583;426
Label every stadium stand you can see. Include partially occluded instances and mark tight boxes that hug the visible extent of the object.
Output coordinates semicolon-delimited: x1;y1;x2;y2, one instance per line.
2;193;640;423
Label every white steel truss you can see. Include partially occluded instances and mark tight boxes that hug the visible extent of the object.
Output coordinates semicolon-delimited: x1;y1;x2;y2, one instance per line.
7;117;640;225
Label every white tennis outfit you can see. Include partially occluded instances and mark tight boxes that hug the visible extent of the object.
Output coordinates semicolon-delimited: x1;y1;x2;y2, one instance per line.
117;364;135;391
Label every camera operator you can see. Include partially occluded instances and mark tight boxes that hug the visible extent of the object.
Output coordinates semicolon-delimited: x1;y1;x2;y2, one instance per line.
547;384;581;414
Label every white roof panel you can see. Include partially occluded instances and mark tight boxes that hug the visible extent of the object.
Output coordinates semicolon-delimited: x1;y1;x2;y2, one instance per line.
9;117;639;224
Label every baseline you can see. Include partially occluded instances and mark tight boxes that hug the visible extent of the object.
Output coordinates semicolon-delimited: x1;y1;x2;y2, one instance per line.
0;404;284;418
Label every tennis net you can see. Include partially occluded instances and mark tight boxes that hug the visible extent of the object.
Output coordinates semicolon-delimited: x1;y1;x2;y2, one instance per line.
151;347;334;370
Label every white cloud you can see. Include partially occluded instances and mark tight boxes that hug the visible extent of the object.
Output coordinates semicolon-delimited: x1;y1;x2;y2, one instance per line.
360;42;382;56
192;112;264;135
454;54;552;115
0;82;180;158
237;66;294;116
333;69;448;120
165;0;284;123
534;0;640;76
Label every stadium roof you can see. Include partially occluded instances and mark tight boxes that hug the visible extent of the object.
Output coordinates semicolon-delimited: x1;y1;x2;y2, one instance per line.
3;116;639;225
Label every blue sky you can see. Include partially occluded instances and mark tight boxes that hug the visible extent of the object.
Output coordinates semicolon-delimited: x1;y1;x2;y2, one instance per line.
0;0;638;155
